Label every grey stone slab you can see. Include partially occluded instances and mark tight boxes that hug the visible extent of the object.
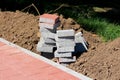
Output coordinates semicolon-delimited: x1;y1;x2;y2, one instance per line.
55;36;74;42
75;32;88;51
40;26;56;33
39;37;44;44
75;32;88;45
56;42;75;47
57;29;75;37
43;38;56;44
56;40;74;43
36;42;42;52
60;63;68;66
37;38;56;54
36;46;54;53
57;47;74;52
54;50;72;57
36;41;54;53
55;36;74;40
38;37;56;46
41;32;56;39
41;42;56;47
43;43;56;47
59;56;76;62
75;32;83;42
39;21;60;29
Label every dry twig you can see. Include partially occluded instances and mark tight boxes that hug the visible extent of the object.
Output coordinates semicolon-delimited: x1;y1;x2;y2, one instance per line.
47;4;79;13
21;3;40;16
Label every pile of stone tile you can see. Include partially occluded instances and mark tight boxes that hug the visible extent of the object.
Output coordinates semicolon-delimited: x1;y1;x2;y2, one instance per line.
37;14;60;53
54;29;76;64
36;13;88;66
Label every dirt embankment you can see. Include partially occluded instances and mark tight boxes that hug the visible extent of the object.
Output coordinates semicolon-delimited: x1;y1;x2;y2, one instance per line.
69;38;120;80
0;11;39;53
0;11;120;80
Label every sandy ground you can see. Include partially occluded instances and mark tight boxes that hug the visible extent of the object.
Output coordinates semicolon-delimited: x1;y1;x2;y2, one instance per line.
0;11;120;80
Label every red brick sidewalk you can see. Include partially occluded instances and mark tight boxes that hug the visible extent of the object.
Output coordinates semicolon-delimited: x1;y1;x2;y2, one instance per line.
0;38;92;80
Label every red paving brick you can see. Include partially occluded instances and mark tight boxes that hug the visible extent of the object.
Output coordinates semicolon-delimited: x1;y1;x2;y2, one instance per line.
0;42;81;80
40;13;59;21
40;13;59;24
0;42;5;46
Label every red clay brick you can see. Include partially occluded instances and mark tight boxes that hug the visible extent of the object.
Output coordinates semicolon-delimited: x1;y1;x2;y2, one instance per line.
40;13;59;24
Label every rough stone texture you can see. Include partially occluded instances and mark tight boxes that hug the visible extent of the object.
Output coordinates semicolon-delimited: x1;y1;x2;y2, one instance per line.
37;37;55;53
56;41;75;47
41;32;56;39
60;63;69;66
75;32;87;44
57;47;75;52
55;29;75;63
55;36;74;42
57;29;75;37
37;46;54;53
59;56;76;62
54;50;72;57
56;40;74;44
38;37;55;45
75;32;88;51
40;26;56;33
43;38;56;44
37;14;60;53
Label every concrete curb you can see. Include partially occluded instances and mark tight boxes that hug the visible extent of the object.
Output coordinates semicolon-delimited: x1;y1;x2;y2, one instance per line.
0;38;93;80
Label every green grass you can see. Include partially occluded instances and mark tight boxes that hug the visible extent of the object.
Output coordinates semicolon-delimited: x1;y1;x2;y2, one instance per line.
48;4;120;41
77;17;120;41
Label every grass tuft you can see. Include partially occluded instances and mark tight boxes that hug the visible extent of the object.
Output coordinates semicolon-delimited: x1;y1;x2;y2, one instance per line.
77;18;120;41
48;4;120;41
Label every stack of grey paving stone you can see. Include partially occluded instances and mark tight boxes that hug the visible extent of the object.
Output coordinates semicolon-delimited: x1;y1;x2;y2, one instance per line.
37;14;60;53
54;29;76;65
36;14;88;66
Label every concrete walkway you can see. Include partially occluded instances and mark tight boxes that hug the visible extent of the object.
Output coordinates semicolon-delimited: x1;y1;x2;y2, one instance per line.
0;38;92;80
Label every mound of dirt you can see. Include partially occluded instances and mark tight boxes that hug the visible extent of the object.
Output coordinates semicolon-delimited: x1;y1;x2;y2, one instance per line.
0;11;120;80
0;11;39;53
68;38;120;80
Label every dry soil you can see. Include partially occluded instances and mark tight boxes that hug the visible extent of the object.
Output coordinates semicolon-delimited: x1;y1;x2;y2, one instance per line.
0;11;120;80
